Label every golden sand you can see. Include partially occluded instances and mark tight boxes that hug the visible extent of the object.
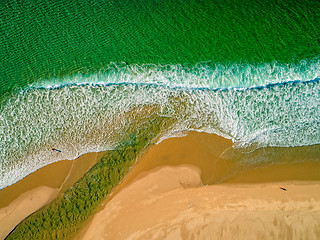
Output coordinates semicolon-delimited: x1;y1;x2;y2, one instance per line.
0;186;58;240
0;151;106;239
80;166;320;240
1;132;320;239
79;132;320;240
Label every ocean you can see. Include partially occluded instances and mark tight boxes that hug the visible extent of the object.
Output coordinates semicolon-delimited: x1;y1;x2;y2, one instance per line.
0;0;319;189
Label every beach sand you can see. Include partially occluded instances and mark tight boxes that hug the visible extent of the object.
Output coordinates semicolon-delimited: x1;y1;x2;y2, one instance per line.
1;132;320;239
0;151;106;240
80;167;320;240
79;132;320;240
0;186;58;240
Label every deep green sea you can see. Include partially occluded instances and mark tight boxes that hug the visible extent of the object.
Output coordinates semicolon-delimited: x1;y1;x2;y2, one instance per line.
1;0;320;189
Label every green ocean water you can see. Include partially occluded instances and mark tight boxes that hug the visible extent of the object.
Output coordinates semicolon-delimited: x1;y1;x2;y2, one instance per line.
1;0;320;189
1;0;319;96
1;1;320;238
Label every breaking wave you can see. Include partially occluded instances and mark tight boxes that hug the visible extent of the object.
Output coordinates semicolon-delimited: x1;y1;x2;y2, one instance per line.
0;60;319;189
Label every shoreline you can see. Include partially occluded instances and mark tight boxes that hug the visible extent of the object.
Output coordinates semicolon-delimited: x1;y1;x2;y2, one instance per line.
0;186;58;240
1;131;320;239
84;131;320;208
0;151;107;239
78;131;320;239
81;169;320;240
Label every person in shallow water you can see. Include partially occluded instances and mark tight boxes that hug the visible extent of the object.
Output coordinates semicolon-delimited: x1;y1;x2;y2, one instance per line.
52;148;62;153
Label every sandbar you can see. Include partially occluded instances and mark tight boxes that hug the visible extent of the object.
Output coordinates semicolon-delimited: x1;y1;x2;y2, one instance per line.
0;151;106;239
79;132;320;239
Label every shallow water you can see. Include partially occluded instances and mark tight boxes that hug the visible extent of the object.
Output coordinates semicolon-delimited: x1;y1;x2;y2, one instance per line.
1;0;320;189
1;67;319;189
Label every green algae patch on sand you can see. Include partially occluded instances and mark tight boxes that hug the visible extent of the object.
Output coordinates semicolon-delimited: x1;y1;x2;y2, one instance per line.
5;116;166;240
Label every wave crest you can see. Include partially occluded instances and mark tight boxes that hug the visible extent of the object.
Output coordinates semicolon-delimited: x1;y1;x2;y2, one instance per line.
1;60;320;189
34;59;320;89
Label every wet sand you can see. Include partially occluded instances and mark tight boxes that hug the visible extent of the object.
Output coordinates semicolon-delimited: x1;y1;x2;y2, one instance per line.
1;131;320;239
80;166;320;240
0;186;58;240
79;132;320;240
82;165;320;240
0;151;106;240
99;131;235;203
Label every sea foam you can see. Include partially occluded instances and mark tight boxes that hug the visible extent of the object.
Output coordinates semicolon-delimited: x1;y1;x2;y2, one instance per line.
0;60;319;189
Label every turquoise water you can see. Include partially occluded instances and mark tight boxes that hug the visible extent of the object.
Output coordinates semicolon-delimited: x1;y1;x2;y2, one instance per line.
1;0;320;188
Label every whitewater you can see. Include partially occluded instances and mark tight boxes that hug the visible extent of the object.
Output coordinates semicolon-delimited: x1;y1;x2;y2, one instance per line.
0;60;320;189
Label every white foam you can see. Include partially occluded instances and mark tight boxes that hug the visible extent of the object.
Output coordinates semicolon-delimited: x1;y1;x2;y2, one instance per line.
1;60;320;189
32;59;320;90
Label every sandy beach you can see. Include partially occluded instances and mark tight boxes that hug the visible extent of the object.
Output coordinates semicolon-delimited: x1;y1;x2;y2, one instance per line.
1;132;320;239
79;132;320;240
0;151;106;240
80;166;320;240
0;186;58;240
